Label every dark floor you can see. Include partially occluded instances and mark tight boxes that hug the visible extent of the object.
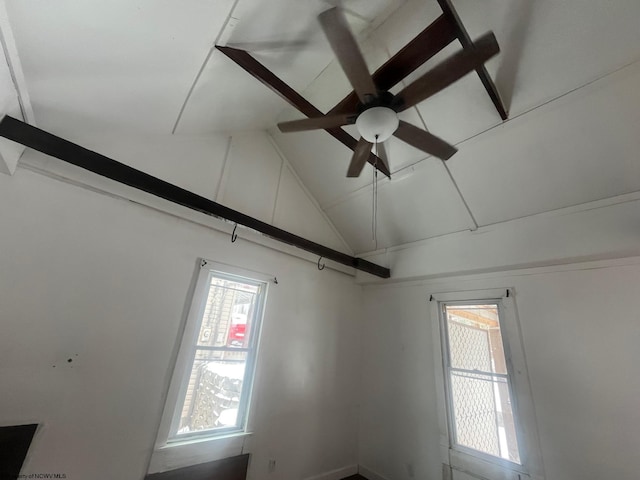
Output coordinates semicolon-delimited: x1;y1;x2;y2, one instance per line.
341;475;368;480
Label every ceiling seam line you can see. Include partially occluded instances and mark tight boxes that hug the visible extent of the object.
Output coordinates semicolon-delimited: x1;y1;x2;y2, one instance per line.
270;138;286;225
340;7;370;24
171;0;241;134
0;2;35;125
357;226;475;258
411;91;478;230
214;135;233;202
441;161;478;230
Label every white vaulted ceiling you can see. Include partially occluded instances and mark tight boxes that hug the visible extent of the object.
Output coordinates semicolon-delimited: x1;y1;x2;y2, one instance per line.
5;0;640;255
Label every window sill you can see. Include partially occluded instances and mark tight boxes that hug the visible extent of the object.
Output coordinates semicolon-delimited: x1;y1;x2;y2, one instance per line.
449;449;530;480
148;432;253;474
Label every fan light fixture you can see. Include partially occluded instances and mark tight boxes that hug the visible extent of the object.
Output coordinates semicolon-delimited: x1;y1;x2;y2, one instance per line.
355;107;399;143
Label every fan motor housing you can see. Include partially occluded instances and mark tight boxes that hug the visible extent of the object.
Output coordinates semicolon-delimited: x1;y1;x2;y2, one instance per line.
357;91;396;113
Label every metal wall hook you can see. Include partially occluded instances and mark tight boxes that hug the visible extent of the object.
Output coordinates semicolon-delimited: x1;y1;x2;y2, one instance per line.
231;223;238;243
317;257;325;271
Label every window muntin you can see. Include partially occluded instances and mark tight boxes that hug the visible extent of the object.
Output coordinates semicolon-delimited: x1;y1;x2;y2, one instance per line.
170;270;266;441
441;302;522;465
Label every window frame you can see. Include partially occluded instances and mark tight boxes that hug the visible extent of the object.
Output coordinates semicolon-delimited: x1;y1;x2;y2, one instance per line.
158;259;269;446
430;289;544;480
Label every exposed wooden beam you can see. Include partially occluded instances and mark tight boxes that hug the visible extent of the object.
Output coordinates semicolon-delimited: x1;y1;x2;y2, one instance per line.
215;46;390;178
436;0;508;120
328;14;458;115
0;116;391;279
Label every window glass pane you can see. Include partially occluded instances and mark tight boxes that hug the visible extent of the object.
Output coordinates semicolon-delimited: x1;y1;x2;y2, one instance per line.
197;275;259;348
445;304;521;464
446;305;506;374
177;350;248;435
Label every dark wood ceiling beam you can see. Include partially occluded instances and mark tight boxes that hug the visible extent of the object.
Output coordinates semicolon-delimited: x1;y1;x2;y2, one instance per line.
0;116;390;279
436;0;508;120
215;46;390;178
328;14;457;115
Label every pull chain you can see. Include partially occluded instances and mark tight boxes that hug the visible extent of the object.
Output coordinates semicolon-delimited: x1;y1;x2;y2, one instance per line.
372;135;379;249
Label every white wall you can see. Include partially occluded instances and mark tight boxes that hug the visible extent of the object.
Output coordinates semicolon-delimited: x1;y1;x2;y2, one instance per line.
0;165;362;480
358;259;640;480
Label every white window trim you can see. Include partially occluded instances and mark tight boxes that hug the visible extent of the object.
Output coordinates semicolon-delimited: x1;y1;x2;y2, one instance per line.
430;288;545;480
153;260;270;455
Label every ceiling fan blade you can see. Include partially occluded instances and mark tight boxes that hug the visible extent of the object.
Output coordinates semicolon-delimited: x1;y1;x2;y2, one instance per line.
318;7;377;103
347;137;374;177
278;114;355;133
393;120;457;160
375;142;390;174
328;15;457;115
393;32;500;112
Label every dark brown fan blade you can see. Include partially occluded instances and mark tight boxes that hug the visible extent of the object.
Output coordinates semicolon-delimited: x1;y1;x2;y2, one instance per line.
393;32;500;112
278;114;355;133
318;7;377;103
376;142;391;173
393;121;457;160
328;15;457;115
347;137;373;177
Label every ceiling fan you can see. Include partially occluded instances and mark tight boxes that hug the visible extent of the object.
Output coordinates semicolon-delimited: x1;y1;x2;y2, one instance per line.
276;7;500;177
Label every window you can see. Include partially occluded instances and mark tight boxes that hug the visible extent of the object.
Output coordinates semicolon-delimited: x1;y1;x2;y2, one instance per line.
430;290;543;480
166;261;267;441
442;302;520;463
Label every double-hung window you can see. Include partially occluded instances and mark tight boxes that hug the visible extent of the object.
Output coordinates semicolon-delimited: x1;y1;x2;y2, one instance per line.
430;289;543;480
163;261;267;442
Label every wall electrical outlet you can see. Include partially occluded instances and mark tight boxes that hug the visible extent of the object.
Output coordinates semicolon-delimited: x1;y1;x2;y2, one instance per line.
268;459;276;473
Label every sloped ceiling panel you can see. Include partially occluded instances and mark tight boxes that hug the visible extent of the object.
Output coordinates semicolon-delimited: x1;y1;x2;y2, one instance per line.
273;165;350;254
5;0;235;135
272;0;640;252
220;132;282;223
175;51;297;135
218;130;352;254
325;159;474;253
449;61;640;226
271;127;372;207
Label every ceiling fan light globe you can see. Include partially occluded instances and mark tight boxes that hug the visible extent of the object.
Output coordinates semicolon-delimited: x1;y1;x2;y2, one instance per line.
355;107;399;143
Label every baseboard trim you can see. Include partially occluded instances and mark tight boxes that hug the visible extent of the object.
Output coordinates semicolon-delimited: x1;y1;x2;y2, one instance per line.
303;465;358;480
358;465;390;480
